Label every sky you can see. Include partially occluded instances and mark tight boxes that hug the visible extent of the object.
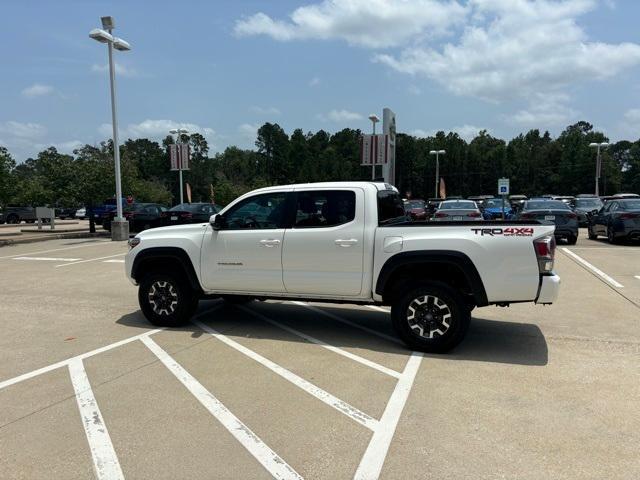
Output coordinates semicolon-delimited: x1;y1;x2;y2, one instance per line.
1;0;640;162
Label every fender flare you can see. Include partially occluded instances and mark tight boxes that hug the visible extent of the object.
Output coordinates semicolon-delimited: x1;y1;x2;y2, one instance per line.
131;247;202;293
375;250;488;307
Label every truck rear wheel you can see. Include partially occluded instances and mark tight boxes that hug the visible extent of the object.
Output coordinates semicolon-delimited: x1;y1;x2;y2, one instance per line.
391;282;470;353
138;273;199;327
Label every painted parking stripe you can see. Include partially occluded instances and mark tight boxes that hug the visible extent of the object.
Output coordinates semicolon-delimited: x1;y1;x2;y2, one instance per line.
193;319;378;430
13;256;82;262
141;336;302;480
561;247;624;288
56;253;125;268
68;358;124;480
635;276;640;281
240;306;401;378
0;240;110;260
103;259;125;263
292;301;403;346
354;352;423;480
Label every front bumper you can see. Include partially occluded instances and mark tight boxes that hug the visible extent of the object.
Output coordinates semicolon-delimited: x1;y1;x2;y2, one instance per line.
536;273;561;304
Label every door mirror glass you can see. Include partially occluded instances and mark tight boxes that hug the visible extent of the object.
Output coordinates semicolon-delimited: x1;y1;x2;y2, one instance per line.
210;213;226;230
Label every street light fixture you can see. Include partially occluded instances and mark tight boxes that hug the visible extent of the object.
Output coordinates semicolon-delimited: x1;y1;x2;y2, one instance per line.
589;142;609;196
429;150;446;198
368;114;380;180
170;129;190;204
89;16;132;241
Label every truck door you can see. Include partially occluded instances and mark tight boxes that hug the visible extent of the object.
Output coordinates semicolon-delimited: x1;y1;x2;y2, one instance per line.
200;191;289;293
282;188;365;296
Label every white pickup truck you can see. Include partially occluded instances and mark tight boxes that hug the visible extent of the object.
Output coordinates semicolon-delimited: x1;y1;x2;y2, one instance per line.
125;182;560;352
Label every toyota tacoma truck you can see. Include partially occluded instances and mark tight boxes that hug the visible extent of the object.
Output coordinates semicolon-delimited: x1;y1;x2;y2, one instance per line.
125;182;560;353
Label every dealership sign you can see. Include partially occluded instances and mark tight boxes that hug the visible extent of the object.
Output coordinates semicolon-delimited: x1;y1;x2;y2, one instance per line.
360;134;390;166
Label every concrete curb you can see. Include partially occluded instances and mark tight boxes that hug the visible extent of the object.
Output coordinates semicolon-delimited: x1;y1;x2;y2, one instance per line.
0;231;110;247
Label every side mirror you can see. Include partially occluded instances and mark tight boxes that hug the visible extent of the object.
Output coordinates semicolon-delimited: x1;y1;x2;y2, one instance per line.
210;213;226;230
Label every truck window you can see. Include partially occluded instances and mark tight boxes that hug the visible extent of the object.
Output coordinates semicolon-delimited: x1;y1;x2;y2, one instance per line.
224;193;287;229
293;190;356;228
378;190;406;225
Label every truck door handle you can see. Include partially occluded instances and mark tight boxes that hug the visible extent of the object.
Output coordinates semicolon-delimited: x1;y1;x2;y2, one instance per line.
335;238;358;247
259;239;281;247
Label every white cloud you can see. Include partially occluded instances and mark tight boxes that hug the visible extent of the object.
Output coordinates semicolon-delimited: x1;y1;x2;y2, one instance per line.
508;93;578;127
0;121;47;139
21;84;55;98
318;109;363;123
309;77;321;87
33;140;84;154
238;123;260;141
375;0;640;102
250;106;281;115
99;119;215;141
91;63;138;77
616;108;640;140
234;0;467;48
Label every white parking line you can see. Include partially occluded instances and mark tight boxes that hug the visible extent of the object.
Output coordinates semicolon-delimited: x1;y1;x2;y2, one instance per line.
56;253;125;268
561;247;624;288
0;240;110;260
68;358;124;480
354;352;423;480
292;302;403;346
635;275;640;281
240;306;401;378
103;259;125;263
13;256;82;262
193;319;378;430
141;336;303;480
0;329;161;391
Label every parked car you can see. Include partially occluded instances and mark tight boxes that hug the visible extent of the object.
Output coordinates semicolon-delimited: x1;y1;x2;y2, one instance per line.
166;203;220;225
404;199;428;221
426;198;445;216
432;200;482;221
551;196;575;206
125;181;560;353
1;206;37;224
588;198;640;243
518;200;578;244
55;207;77;220
92;197;128;225
103;203;168;232
75;207;87;220
481;198;513;220
571;196;603;226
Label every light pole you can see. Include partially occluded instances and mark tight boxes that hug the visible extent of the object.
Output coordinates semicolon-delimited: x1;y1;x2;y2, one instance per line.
170;128;189;204
429;150;446;198
589;142;609;196
368;114;380;180
89;16;131;241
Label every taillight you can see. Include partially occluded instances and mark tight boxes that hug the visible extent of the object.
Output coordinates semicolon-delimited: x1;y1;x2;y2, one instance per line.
180;212;193;218
468;212;481;217
521;212;534;218
435;212;448;218
567;212;577;219
533;236;556;273
620;213;639;219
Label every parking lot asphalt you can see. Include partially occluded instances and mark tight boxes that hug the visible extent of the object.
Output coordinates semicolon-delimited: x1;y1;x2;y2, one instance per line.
1;230;639;479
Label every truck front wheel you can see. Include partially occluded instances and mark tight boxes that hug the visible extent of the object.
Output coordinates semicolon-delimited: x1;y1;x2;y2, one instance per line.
138;273;199;327
391;282;470;353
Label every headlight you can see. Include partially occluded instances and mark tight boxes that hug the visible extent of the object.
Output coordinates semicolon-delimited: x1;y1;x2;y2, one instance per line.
128;237;141;249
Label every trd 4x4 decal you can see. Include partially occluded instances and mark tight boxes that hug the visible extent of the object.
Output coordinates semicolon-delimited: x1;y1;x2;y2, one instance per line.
471;227;534;237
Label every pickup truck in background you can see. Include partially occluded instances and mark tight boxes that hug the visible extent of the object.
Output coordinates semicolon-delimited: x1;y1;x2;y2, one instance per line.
125;182;560;353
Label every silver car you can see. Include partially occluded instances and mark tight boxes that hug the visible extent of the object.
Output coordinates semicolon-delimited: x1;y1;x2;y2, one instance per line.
433;200;483;221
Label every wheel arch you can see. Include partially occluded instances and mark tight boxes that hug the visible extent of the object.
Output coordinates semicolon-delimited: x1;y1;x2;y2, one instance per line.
131;247;203;295
376;250;488;307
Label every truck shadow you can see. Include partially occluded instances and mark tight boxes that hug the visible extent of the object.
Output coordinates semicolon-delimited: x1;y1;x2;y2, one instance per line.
116;300;548;367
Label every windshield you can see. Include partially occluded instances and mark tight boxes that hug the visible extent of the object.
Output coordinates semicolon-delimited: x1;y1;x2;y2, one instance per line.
526;201;570;210
620;200;640;209
575;198;602;208
440;201;476;209
484;199;503;208
406;201;425;209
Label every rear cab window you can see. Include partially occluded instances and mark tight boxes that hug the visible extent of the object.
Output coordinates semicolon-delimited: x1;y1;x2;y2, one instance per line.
293;190;356;228
378;190;407;225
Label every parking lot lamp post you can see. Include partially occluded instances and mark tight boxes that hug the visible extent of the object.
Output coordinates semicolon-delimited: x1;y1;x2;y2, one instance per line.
589;142;609;196
170;128;189;204
368;114;380;180
89;16;132;241
429;150;446;198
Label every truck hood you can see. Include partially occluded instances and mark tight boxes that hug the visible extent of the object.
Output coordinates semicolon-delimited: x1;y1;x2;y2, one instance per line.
135;223;208;240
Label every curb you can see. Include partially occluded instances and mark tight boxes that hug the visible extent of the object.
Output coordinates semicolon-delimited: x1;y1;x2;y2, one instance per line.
0;231;110;247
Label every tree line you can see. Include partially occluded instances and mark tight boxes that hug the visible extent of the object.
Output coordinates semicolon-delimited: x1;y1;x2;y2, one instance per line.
1;120;639;209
